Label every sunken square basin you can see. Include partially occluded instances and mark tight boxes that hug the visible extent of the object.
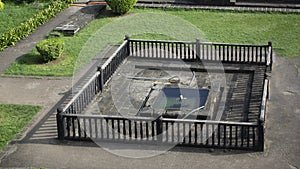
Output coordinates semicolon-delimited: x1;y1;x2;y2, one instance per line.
151;87;210;119
153;88;209;110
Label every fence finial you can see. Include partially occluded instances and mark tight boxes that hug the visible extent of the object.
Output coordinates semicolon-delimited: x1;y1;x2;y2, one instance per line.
125;35;130;41
97;66;101;72
57;106;63;115
268;41;272;47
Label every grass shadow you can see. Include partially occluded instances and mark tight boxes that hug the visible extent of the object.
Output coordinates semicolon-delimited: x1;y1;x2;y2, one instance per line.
16;51;44;65
15;48;68;66
94;8;137;20
80;4;106;15
95;9;118;19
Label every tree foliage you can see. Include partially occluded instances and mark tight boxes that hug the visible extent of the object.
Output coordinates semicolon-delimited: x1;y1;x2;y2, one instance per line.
105;0;137;15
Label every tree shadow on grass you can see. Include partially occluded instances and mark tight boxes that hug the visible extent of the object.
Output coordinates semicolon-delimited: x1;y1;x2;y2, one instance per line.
95;9;120;19
80;4;107;15
16;51;68;66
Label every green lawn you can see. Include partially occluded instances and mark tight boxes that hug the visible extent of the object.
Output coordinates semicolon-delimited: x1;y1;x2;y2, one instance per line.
0;104;40;151
0;1;47;35
168;9;300;57
5;8;300;76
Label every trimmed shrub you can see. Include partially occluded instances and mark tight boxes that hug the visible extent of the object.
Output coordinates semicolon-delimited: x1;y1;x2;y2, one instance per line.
0;0;4;10
105;0;137;15
36;38;64;63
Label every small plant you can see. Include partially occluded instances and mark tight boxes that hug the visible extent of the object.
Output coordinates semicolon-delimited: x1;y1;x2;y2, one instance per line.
47;31;63;38
0;0;4;10
36;38;64;63
105;0;137;15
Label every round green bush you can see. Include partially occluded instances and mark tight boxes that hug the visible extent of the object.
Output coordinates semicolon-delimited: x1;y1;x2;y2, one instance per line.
0;1;4;10
105;0;137;15
36;38;65;63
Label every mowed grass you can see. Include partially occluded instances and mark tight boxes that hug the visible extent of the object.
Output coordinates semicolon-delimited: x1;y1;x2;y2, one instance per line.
5;8;300;76
0;2;47;35
167;9;300;57
0;104;40;151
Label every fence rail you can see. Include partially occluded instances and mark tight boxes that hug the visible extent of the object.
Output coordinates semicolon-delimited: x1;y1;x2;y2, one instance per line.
100;39;130;89
57;36;271;151
59;39;130;116
61;72;101;115
129;39;272;67
57;114;262;150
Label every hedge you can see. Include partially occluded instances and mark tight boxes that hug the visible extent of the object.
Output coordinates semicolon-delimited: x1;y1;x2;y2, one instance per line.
0;0;4;10
0;0;74;51
106;0;137;15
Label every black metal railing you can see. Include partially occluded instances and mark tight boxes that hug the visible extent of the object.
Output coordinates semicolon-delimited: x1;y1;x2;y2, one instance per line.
57;36;271;151
129;39;197;60
57;114;262;150
61;72;101;115
99;39;130;89
58;39;130;115
129;39;273;69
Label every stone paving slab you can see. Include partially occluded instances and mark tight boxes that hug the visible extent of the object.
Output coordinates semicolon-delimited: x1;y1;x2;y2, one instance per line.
0;77;71;106
54;5;106;36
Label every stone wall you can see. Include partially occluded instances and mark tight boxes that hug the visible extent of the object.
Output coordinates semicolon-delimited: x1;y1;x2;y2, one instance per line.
191;0;232;5
191;0;299;5
237;0;299;4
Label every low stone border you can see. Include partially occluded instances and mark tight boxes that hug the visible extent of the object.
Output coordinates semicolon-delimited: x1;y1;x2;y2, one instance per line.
135;3;300;13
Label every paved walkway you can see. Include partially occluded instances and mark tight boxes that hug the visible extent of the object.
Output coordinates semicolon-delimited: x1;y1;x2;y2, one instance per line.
0;56;299;169
0;2;299;169
0;5;83;162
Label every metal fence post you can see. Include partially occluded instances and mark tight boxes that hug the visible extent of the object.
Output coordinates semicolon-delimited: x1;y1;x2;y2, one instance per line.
196;38;200;61
268;41;273;72
125;35;130;56
97;66;104;92
57;107;65;140
156;116;163;144
98;67;104;92
257;119;264;151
